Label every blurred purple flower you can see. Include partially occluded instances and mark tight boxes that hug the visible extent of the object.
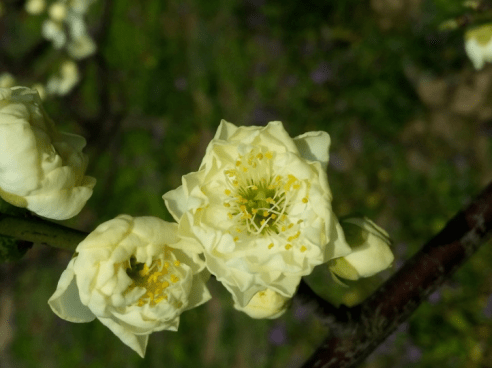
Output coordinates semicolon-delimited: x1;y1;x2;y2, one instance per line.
310;62;332;85
483;293;492;318
293;304;309;321
428;290;441;305
405;344;422;363
349;134;363;153
269;323;287;346
329;152;345;172
174;77;187;91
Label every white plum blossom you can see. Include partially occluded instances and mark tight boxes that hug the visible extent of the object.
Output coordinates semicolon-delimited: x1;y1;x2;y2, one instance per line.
163;120;351;307
49;215;211;357
46;60;80;96
0;86;95;220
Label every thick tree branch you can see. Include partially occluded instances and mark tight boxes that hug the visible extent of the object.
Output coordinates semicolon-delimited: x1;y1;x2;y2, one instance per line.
300;181;492;368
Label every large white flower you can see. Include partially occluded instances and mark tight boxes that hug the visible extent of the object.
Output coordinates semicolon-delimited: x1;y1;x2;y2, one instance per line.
163;120;351;307
48;215;211;357
0;86;95;220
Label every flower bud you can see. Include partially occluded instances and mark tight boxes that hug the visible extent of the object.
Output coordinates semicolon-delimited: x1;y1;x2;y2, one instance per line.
233;288;290;319
49;215;211;357
328;217;393;281
0;87;95;219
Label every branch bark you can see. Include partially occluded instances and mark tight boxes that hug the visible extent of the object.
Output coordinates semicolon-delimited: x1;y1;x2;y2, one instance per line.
0;213;87;252
299;181;492;368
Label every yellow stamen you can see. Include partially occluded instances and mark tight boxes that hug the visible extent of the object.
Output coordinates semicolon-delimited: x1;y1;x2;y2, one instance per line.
300;246;307;252
170;274;179;283
268;243;274;249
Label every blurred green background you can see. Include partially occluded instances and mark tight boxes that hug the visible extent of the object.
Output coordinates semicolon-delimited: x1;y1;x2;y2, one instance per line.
1;0;492;367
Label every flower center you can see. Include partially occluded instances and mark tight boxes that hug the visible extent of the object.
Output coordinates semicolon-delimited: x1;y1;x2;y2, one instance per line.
125;251;182;307
222;148;309;252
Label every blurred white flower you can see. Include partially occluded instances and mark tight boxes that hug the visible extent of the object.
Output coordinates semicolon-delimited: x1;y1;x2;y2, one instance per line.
464;24;492;70
0;73;15;89
233;288;290;319
328;217;393;282
48;2;67;22
46;60;80;96
31;83;47;100
67;33;96;60
41;0;97;59
49;215;211;357
25;0;46;14
163;120;351;307
0;86;95;219
42;19;66;49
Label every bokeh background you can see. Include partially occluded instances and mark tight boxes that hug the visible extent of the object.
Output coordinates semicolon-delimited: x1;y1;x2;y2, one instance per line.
1;0;492;367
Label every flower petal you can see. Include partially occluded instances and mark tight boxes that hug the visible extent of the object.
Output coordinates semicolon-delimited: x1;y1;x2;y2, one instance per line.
48;258;96;323
294;131;331;171
97;316;149;358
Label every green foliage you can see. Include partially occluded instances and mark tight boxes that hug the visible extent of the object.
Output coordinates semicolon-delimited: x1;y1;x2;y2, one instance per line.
0;235;32;263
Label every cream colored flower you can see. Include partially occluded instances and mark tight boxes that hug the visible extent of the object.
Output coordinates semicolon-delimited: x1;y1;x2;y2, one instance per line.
46;60;80;96
49;215;211;357
41;0;97;59
67;33;96;60
465;24;492;70
48;2;67;22
234;288;290;319
25;0;46;14
0;73;15;89
0;86;95;219
163;120;351;307
328;217;393;282
42;19;66;49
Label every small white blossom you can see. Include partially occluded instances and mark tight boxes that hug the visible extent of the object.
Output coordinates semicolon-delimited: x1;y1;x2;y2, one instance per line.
233;288;290;319
0;86;95;219
328;217;393;282
464;24;492;70
42;19;66;49
46;60;80;96
48;2;68;22
41;0;97;59
49;215;211;357
25;0;46;14
163;120;351;307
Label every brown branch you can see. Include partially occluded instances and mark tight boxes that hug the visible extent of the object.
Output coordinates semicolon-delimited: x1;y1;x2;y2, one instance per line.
300;181;492;368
